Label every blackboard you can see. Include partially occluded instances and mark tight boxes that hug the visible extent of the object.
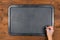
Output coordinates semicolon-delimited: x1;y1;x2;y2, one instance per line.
8;5;54;36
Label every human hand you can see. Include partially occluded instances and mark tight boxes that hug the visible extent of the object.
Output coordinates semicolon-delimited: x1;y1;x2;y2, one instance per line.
46;26;54;40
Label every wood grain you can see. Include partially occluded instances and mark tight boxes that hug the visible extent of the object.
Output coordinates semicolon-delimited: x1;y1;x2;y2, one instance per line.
0;0;60;40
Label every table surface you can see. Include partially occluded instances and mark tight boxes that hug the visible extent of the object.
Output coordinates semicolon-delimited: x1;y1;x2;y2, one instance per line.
0;0;60;40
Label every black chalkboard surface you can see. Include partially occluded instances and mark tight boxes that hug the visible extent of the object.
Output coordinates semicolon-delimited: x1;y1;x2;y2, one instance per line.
8;5;54;36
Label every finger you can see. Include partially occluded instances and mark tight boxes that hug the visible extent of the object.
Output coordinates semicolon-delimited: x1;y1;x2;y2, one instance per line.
46;26;53;30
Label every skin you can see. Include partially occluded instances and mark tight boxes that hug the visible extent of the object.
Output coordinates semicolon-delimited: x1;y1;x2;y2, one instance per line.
46;26;54;40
